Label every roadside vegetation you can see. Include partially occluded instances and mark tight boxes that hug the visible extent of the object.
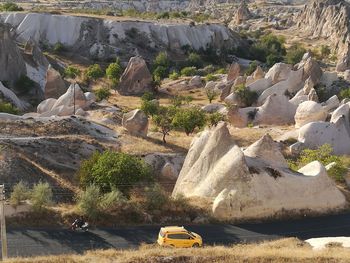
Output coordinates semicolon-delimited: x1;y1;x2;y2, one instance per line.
7;238;350;263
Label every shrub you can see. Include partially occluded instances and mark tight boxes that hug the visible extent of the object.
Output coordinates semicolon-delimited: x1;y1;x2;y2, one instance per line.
154;52;170;68
320;45;331;58
64;66;81;79
144;184;169;210
0;102;19;115
141;92;155;102
95;87;111;102
172;107;207;135
153;66;168;80
99;188;126;211
156;11;170;19
205;88;219;103
78;151;153;194
31;182;53;212
186;53;203;68
141;99;159;117
205;74;218;82
339;88;350;100
288;144;347;183
207;112;226;127
245;61;258;76
169;71;180;80
85;64;104;80
10;181;30;207
76;184;101;219
266;54;283;67
15;75;35;93
215;68;227;74
234;84;258;107
0;2;23;11
171;95;193;107
180;66;197;76
106;59;123;80
285;44;306;65
53;42;66;53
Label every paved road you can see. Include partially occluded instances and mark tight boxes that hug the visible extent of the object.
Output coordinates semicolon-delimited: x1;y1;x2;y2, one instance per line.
5;212;350;258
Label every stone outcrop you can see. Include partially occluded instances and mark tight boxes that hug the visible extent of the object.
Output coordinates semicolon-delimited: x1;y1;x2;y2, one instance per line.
265;63;292;84
295;0;350;71
118;56;153;96
173;123;346;220
44;66;67;99
0;23;26;84
227;63;240;82
295;101;328;128
122;109;148;137
233;2;251;25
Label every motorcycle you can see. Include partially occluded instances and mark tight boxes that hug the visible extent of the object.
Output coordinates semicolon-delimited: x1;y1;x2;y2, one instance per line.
71;220;89;232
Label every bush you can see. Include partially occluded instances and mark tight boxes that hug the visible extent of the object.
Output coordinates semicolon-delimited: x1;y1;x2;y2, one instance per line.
234;84;258;107
339;88;350;100
31;182;53;212
154;52;170;68
205;88;219;103
10;181;30;207
171;95;193;107
0;102;19;114
180;66;197;76
172;107;207;135
64;66;81;79
186;52;203;68
144;184;169;210
0;2;23;11
169;71;180;80
85;64;104;80
320;45;331;58
156;11;170;19
245;61;258;76
106;59;123;80
215;68;227;74
141;99;159;117
205;74;218;82
288;144;347;183
78;151;153;194
207;112;226;127
76;184;101;219
53;42;66;53
95;87;111;102
285;44;306;65
15;75;35;93
99;188;126;211
153;66;168;80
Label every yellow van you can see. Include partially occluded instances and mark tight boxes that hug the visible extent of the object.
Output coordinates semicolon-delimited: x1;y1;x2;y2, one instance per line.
157;226;203;248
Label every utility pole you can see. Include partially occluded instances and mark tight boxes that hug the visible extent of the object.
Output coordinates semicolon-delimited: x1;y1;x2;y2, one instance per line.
0;184;7;261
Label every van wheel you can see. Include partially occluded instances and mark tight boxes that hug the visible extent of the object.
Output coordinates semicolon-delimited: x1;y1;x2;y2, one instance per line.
192;243;200;248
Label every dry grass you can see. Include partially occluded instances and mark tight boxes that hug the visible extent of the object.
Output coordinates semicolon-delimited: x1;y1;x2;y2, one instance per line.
7;238;350;263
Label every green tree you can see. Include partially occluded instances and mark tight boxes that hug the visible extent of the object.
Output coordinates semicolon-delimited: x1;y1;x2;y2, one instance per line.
10;181;30;207
106;59;123;80
172;107;206;135
95;87;111;101
180;66;197;76
64;66;81;79
85;64;104;80
205;88;219;103
285;44;306;65
187;52;203;68
234;84;258;107
153;106;177;143
76;184;101;219
0;102;19;115
78;151;153;194
31;182;53;212
153;65;168;80
169;71;180;80
207;112;226;127
154;51;170;68
53;42;66;53
339;88;350;100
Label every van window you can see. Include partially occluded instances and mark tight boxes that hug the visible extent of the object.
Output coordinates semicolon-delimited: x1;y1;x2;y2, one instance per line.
168;234;191;240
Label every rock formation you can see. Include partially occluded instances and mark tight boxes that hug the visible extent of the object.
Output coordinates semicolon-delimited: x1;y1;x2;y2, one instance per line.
0;23;26;84
118;56;153;96
122;109;149;137
294;101;328;128
44;66;67;99
227;63;240;82
173;123;346;220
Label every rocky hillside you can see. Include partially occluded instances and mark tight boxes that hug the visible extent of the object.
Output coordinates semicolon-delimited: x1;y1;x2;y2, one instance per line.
0;12;242;62
295;0;350;70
